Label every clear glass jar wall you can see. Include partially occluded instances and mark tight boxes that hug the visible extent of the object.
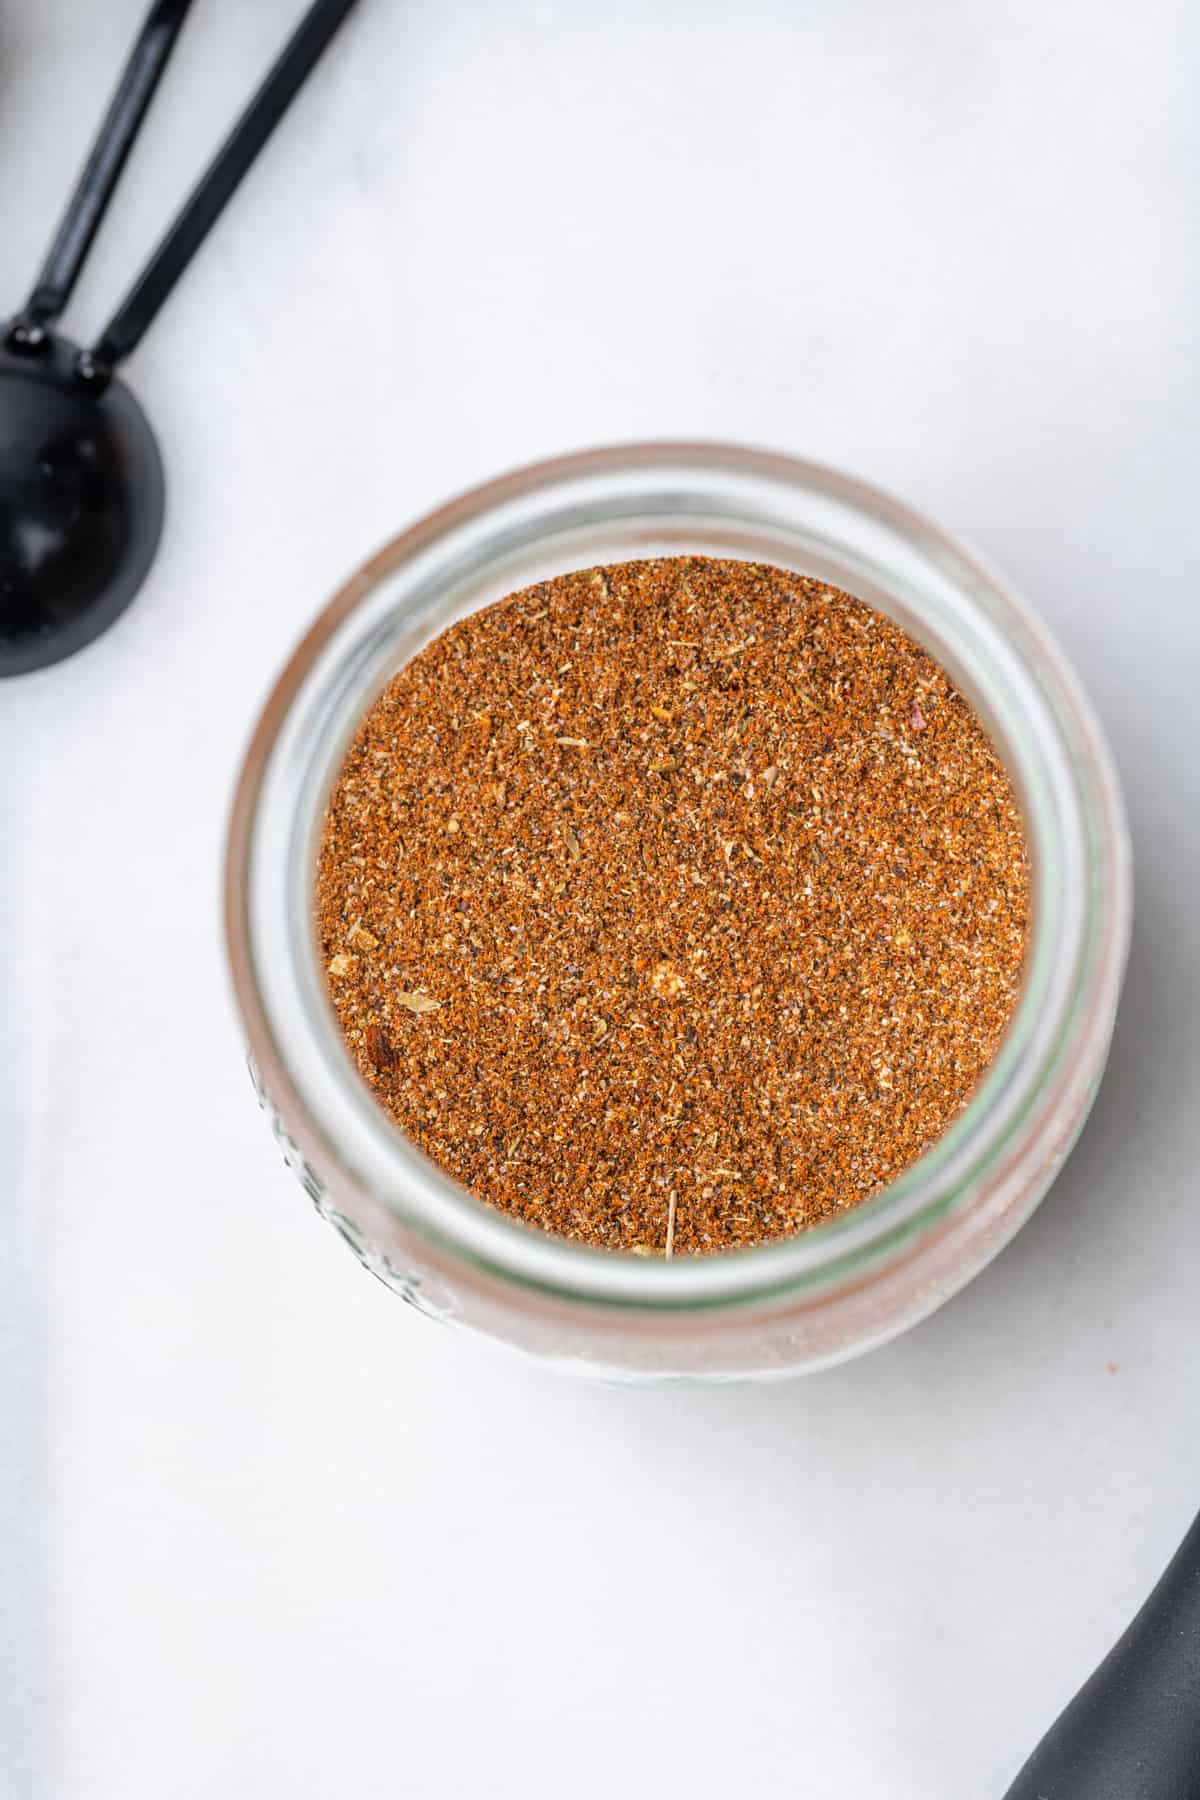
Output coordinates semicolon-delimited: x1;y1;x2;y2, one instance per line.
224;445;1130;1379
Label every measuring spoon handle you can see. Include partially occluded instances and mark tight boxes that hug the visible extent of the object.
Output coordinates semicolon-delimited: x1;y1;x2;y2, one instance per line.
86;0;360;379
1003;1509;1200;1798
12;0;194;338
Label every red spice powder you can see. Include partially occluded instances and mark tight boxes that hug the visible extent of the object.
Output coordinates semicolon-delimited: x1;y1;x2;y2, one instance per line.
316;557;1029;1255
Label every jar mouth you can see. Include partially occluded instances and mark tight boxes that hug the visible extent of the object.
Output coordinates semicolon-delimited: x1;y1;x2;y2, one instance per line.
225;442;1130;1314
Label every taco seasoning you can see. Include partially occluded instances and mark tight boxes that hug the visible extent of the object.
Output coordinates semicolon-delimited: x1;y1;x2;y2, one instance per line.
315;557;1029;1255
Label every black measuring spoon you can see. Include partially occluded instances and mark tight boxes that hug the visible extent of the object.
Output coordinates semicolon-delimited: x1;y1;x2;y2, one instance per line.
1004;1507;1200;1796
0;0;359;677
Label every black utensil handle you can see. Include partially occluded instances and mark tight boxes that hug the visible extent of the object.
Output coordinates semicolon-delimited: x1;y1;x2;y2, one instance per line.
85;0;359;377
1003;1509;1200;1798
15;0;194;333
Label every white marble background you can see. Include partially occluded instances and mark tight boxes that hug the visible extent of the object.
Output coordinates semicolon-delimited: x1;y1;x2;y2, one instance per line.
3;2;1199;1795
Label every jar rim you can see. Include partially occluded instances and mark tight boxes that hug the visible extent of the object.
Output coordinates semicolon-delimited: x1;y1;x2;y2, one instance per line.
224;441;1131;1316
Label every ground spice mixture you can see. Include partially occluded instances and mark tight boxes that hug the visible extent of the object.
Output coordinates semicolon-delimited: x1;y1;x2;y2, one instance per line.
316;557;1029;1255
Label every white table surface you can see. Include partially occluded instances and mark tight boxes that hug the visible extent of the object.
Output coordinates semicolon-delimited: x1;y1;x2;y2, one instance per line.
4;3;1199;1795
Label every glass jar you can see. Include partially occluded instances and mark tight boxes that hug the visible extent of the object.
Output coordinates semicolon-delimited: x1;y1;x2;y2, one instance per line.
224;444;1130;1380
